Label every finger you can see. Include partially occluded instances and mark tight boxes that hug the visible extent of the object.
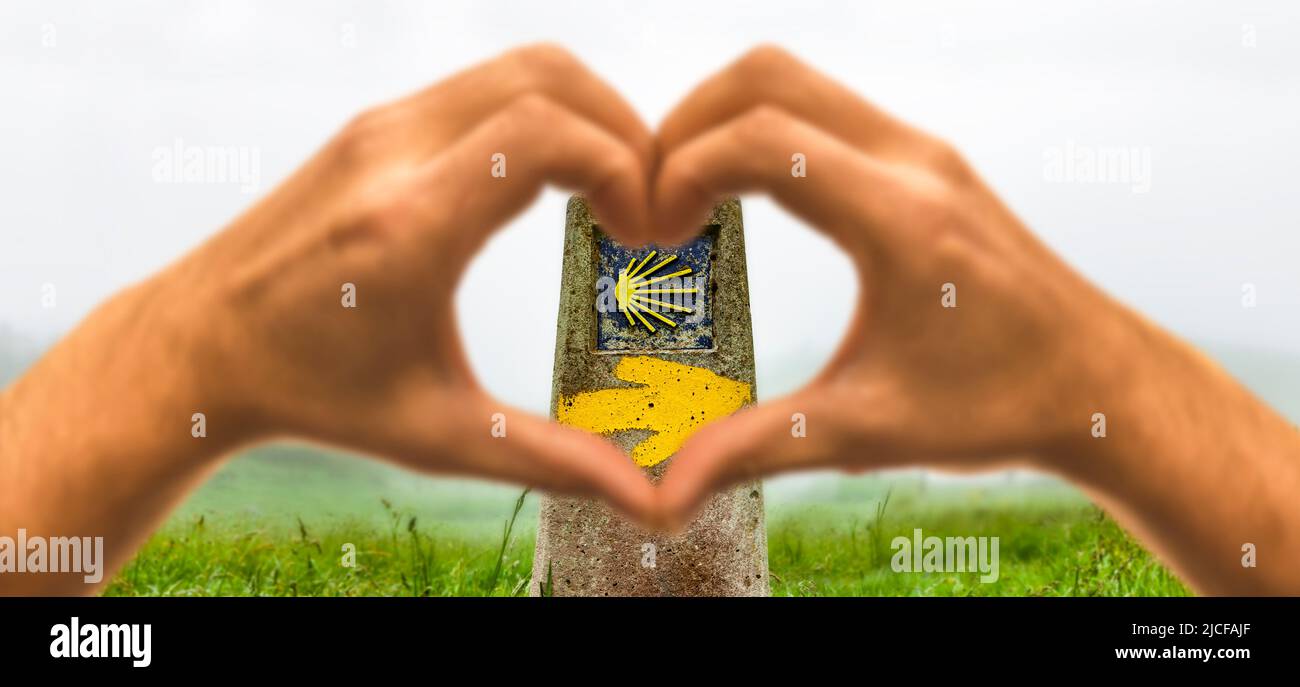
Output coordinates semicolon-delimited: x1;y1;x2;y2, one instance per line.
324;385;659;527
657;45;933;163
392;43;654;171
467;404;661;527
392;93;651;248
656;389;844;531
653;104;933;245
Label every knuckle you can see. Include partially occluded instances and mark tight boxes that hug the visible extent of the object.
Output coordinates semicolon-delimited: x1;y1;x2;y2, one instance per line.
353;185;418;241
913;188;958;225
735;43;795;78
922;137;975;184
912;189;970;247
606;142;641;179
933;226;969;263
662;154;710;200
512;91;560;117
492;94;570;163
332;106;390;165
504;92;563;129
735;104;791;141
512;42;581;84
591;144;641;198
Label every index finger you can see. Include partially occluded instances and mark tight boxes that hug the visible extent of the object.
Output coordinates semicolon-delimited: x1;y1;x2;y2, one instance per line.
658;45;932;162
384;93;652;250
653;104;931;246
399;43;655;171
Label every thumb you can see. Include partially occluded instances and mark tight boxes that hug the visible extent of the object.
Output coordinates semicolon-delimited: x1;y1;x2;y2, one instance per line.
657;388;841;531
464;399;659;527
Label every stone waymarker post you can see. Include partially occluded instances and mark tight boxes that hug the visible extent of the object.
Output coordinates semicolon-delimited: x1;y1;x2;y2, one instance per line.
530;195;769;596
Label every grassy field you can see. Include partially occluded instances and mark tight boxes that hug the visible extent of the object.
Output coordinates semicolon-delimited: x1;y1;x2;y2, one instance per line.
103;444;1188;596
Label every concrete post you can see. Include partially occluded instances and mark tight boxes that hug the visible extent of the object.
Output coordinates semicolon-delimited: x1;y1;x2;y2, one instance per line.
530;195;769;597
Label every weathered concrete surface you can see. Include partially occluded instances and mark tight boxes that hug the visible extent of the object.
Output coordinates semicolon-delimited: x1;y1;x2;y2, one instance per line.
530;195;769;597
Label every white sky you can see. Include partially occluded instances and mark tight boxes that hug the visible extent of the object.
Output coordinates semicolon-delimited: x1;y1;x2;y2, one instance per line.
2;0;1298;414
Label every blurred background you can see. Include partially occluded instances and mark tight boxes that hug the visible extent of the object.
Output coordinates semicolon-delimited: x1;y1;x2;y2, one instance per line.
2;0;1297;595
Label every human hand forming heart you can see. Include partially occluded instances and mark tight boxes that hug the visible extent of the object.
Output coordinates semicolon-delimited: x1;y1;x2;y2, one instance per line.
0;44;659;592
648;45;1151;523
4;44;1298;595
643;47;1300;596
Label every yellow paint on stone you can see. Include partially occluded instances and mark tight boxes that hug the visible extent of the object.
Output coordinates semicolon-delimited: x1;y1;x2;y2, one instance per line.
556;356;752;468
614;250;699;333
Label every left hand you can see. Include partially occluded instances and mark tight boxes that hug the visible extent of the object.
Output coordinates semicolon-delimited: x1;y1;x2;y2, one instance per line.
648;46;1158;527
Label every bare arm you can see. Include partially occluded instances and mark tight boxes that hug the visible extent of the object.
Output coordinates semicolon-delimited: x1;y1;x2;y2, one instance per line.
0;44;660;595
1060;332;1300;594
652;46;1300;595
0;279;237;593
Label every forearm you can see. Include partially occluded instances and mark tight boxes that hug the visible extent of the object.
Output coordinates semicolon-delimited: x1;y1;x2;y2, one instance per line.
1056;313;1300;595
0;274;251;594
1;47;665;597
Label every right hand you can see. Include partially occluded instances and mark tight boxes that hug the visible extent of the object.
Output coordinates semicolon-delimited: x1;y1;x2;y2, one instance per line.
151;44;660;518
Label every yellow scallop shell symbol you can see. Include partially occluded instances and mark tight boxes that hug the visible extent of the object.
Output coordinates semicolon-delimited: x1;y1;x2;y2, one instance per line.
614;251;699;333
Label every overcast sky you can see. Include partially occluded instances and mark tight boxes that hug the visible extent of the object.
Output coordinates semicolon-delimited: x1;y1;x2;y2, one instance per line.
2;0;1298;414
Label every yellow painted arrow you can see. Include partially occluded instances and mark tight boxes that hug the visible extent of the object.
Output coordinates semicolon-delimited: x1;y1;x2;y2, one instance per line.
556;356;753;468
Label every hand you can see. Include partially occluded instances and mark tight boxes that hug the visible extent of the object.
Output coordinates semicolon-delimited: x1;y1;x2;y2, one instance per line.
1;45;664;593
649;47;1300;594
652;45;1138;510
172;44;660;516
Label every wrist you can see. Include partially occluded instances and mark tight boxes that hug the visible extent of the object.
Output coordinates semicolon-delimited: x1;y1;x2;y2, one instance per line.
1038;300;1183;483
0;277;256;586
133;267;270;455
56;272;263;470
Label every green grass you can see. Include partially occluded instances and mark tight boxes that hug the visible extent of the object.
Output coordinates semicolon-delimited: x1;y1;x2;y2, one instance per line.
765;499;1187;596
104;447;1189;596
106;498;539;597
